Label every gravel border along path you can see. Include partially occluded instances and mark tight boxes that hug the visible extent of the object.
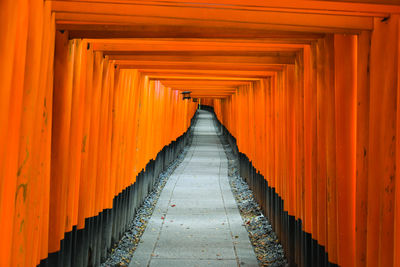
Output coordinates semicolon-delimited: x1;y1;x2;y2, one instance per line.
218;134;288;267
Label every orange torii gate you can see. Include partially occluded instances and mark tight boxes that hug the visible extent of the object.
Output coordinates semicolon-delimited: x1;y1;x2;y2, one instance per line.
1;1;400;267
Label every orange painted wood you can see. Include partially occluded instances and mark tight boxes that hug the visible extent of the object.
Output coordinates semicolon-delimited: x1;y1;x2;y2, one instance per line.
287;65;296;217
367;16;399;267
395;17;400;267
87;51;103;218
32;5;55;264
303;44;317;235
355;30;371;267
322;35;338;264
77;43;94;229
315;37;328;249
8;1;29;266
50;1;374;31
0;0;27;265
49;32;75;253
334;33;357;267
66;39;86;231
2;1;400;266
69;0;397;15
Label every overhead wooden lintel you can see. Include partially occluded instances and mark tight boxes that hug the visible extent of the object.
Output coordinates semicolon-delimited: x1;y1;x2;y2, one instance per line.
50;0;397;15
50;1;374;31
116;62;285;71
139;70;275;78
108;55;295;64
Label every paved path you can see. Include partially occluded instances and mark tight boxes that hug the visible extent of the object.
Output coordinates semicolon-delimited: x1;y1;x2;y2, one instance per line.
129;110;259;267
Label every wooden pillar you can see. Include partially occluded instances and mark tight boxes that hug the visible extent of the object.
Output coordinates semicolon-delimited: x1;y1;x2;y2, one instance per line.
355;30;371;267
334;33;357;267
367;15;399;267
49;31;74;254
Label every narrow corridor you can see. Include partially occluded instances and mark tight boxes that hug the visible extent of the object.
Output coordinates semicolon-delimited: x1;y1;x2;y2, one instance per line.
130;111;258;267
3;2;400;267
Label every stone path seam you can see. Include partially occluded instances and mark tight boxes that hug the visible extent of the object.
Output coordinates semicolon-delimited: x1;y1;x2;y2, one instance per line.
217;147;241;266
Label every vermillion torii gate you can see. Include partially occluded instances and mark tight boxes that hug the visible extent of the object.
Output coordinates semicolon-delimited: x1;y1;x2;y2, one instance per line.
1;1;400;267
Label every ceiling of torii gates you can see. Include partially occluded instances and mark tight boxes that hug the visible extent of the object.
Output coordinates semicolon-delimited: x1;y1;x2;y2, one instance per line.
47;0;399;98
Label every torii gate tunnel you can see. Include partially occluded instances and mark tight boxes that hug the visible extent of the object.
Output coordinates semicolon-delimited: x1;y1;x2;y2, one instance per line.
1;1;400;267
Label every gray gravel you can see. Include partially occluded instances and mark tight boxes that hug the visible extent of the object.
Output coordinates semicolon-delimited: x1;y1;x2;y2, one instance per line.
100;137;192;267
219;137;287;267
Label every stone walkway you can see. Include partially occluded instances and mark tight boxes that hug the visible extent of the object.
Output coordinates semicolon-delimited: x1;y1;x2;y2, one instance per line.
129;110;259;267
